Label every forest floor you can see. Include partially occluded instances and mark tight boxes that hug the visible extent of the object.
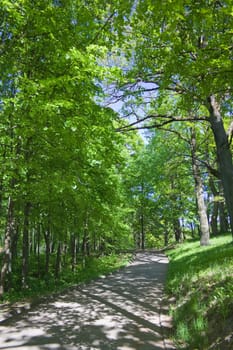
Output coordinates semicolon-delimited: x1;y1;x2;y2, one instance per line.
0;252;175;350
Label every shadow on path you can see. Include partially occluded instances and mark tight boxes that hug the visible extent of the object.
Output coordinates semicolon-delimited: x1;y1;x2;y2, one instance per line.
0;252;175;350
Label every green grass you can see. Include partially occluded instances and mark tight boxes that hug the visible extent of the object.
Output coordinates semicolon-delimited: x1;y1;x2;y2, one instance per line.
1;253;132;304
166;234;233;349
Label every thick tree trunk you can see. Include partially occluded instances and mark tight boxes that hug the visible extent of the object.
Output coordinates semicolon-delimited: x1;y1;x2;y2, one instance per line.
190;128;210;245
207;95;233;237
0;196;14;297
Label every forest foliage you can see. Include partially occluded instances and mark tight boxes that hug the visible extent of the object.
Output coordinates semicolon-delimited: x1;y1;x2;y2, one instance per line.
1;0;233;302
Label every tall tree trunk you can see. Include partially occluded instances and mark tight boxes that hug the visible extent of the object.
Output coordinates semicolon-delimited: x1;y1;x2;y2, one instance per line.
11;223;20;261
0;181;3;219
44;229;50;276
164;230;169;246
37;223;41;277
70;234;77;272
173;218;183;242
219;201;229;233
135;230;141;249
93;231;97;252
0;196;14;297
209;177;219;235
140;183;145;250
81;216;90;268
190;222;196;237
140;212;145;249
190;128;210;245
22;202;30;288
55;242;61;279
210;202;218;236
207;95;233;237
171;179;184;242
62;243;67;267
82;216;90;256
209;176;228;234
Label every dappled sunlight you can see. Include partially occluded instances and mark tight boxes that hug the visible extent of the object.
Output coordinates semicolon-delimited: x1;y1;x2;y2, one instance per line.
0;252;174;350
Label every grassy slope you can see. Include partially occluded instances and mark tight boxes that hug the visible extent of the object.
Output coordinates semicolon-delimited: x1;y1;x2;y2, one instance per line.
166;234;233;350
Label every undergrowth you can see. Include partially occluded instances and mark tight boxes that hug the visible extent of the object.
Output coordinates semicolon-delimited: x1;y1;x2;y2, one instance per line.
166;234;233;350
1;253;132;304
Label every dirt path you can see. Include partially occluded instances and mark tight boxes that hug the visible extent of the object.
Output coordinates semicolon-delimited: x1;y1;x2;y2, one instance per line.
0;252;175;350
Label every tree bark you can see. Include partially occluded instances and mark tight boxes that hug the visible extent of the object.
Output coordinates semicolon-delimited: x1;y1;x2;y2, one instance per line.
219;201;229;233
164;230;169;246
82;230;90;256
81;216;90;268
0;196;14;297
209;175;229;234
210;202;218;236
37;223;41;277
22;202;30;288
190;128;210;245
140;183;145;250
173;218;183;242
171;179;184;242
70;234;77;272
209;177;219;235
55;242;61;279
44;229;50;276
0;181;3;218
11;224;20;261
207;95;233;237
140;212;145;249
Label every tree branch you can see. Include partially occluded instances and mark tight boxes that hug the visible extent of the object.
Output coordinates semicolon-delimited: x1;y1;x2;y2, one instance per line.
116;114;208;132
197;159;221;179
90;12;116;44
156;127;189;143
182;154;220;179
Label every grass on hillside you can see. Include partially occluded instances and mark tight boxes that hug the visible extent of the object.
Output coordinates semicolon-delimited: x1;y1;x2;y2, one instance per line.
1;253;132;304
166;234;233;350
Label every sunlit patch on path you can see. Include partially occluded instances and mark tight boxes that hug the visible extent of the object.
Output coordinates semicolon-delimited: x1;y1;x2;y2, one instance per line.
0;252;175;350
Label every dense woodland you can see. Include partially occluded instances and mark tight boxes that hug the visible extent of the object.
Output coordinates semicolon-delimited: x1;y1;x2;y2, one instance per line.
1;0;233;298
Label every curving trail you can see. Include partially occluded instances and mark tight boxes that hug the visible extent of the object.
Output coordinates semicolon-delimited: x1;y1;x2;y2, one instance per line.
0;252;175;350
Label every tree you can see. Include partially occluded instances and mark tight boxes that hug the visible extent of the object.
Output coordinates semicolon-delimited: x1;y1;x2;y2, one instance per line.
189;127;210;245
0;0;136;297
113;0;233;238
124;126;198;247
